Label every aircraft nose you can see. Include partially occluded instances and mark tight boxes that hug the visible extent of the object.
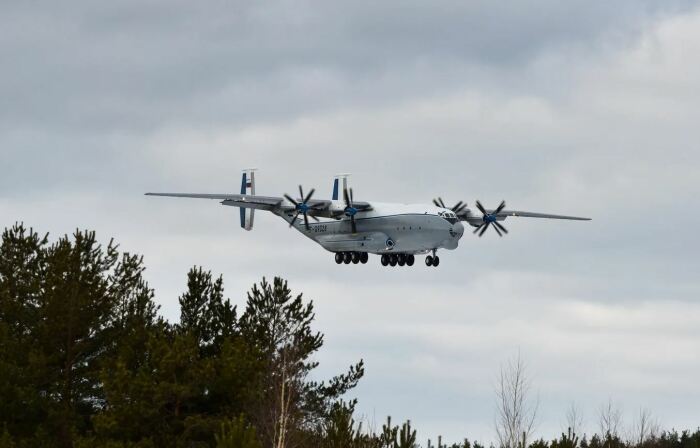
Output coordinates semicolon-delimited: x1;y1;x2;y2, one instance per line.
452;221;464;238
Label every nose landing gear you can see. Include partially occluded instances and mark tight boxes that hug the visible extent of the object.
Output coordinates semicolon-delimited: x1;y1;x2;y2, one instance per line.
425;255;440;267
425;249;440;267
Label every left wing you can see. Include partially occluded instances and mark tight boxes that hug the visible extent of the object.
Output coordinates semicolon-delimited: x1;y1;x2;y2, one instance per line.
145;192;289;211
144;192;370;218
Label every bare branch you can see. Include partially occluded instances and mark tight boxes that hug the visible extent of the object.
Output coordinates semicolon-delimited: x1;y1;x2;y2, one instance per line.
494;353;538;448
598;399;623;439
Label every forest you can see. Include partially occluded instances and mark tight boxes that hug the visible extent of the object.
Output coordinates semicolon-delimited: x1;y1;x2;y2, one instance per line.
0;223;698;448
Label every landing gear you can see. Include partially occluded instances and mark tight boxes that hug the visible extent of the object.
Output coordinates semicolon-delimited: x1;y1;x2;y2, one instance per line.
335;252;369;265
425;255;440;267
378;253;417;267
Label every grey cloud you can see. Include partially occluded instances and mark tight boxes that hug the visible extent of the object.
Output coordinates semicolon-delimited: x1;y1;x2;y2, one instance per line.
2;0;700;442
1;0;695;132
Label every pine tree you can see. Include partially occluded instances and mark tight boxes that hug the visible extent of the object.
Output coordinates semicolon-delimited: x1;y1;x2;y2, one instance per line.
215;415;262;448
239;277;364;448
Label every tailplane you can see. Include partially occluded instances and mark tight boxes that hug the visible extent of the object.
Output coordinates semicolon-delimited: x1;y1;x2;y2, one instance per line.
240;169;257;230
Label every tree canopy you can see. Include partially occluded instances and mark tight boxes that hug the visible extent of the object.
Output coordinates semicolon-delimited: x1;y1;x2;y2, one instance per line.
0;223;697;448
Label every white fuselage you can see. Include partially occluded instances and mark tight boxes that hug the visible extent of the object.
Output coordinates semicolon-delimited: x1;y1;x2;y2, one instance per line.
275;202;465;255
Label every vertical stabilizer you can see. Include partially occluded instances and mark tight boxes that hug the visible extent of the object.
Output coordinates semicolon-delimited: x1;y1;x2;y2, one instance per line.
240;169;257;230
333;174;351;200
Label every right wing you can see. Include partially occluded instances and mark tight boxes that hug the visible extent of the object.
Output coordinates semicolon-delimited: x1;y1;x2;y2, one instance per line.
495;210;590;221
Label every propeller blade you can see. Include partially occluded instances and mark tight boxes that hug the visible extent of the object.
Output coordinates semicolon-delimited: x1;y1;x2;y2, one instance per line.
350;216;357;233
298;185;304;202
439;197;446;208
311;214;320;222
284;194;298;206
349;188;354;206
493;224;503;237
475;200;487;215
494;221;509;235
343;188;350;207
433;199;441;207
451;201;463;212
304;187;315;204
303;213;310;230
494;200;506;215
289;212;300;227
473;224;484;234
455;203;468;214
478;222;490;237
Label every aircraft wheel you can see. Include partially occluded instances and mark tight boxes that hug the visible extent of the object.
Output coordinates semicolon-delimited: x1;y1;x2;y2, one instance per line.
397;255;406;266
380;254;389;266
425;255;433;267
406;254;415;266
433;256;440;267
389;254;398;267
343;252;352;264
351;252;360;264
335;253;343;264
360;252;369;264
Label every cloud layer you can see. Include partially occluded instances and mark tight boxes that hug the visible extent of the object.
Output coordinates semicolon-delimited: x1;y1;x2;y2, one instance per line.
2;0;699;443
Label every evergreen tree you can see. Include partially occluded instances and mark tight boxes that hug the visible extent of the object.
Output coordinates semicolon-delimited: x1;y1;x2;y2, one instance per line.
239;277;364;447
178;267;237;349
0;224;47;440
215;415;263;448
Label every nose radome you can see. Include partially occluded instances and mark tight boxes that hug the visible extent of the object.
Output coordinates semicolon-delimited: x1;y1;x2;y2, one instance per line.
453;221;464;237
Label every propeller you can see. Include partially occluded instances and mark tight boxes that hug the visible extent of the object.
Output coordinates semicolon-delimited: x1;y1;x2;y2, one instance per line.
472;200;509;237
284;185;320;230
432;197;468;214
343;188;359;233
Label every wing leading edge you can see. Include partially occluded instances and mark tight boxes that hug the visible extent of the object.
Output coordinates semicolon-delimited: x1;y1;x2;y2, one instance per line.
496;210;590;221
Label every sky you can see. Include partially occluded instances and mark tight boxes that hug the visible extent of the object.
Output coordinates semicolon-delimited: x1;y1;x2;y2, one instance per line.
2;0;700;444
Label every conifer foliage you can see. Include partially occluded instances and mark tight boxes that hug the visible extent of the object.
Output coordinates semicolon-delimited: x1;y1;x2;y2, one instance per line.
0;224;698;448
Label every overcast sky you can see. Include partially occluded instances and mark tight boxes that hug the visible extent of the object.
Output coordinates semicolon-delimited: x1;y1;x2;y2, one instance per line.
2;0;700;444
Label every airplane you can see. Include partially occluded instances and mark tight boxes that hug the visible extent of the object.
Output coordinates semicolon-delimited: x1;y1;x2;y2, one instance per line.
146;169;590;268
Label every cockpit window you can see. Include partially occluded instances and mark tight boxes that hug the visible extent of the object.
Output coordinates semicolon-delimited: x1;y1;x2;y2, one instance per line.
439;211;459;224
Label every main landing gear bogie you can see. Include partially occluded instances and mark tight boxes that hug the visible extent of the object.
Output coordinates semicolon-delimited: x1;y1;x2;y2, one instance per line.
380;253;418;267
335;251;369;265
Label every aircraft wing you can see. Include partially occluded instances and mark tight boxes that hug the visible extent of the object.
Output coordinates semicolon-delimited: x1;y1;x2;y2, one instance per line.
145;192;286;211
145;192;335;213
495;210;590;220
457;206;590;225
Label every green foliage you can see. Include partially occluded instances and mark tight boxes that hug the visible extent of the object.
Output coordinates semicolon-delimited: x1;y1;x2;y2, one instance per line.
239;277;365;447
215;415;262;448
0;425;15;448
551;428;580;448
397;420;417;448
3;223;699;448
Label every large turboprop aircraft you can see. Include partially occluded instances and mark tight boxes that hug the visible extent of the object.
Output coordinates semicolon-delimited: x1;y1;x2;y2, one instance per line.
146;170;590;268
